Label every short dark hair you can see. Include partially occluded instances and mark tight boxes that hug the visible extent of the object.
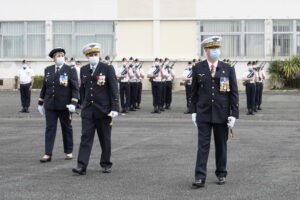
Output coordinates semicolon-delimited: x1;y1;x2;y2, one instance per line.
105;56;110;60
122;57;127;62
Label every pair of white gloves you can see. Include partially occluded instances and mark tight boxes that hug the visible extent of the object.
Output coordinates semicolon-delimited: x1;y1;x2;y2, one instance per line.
192;113;236;129
38;105;118;118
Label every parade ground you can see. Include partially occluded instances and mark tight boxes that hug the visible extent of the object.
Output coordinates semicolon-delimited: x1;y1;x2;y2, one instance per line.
0;90;299;200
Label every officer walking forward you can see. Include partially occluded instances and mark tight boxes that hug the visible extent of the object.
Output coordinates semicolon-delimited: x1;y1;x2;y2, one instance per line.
38;48;79;163
72;43;119;175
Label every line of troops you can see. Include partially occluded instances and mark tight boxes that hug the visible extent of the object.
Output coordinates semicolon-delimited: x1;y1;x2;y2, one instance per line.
242;61;266;115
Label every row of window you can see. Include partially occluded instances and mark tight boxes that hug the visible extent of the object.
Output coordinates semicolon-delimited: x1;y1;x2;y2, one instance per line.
0;21;115;58
0;20;299;58
200;20;300;57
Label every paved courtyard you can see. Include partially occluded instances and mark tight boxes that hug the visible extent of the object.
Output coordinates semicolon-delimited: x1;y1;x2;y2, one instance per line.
0;90;299;200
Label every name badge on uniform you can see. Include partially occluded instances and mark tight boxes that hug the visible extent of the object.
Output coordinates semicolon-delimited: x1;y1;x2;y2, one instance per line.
59;74;68;87
220;77;230;92
96;74;106;86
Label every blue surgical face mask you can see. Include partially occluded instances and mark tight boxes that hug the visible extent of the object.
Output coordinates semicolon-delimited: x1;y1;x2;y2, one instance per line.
55;57;65;66
88;56;99;65
209;48;221;60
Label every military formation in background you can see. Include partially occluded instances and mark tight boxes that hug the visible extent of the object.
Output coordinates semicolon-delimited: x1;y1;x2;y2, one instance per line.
242;61;266;115
116;57;145;114
147;58;176;113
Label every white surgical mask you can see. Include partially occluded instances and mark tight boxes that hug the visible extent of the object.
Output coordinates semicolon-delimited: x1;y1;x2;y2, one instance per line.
88;56;99;65
55;57;65;66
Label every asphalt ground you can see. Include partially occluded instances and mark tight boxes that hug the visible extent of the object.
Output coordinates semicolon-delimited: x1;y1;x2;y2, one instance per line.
0;90;299;200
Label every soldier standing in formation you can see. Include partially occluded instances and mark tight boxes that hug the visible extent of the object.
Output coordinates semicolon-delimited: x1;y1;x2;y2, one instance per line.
242;61;257;115
182;61;193;114
147;58;163;114
163;58;175;109
116;58;132;114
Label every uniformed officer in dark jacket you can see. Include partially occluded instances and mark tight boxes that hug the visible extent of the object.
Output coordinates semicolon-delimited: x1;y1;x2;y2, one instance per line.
38;47;79;163
190;36;239;188
72;43;119;175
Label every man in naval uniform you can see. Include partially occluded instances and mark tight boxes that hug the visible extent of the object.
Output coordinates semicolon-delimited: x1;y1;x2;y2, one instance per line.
72;43;119;175
190;36;239;188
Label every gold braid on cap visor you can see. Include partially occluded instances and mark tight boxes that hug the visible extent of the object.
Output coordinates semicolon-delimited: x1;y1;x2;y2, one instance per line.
84;48;100;55
203;41;221;48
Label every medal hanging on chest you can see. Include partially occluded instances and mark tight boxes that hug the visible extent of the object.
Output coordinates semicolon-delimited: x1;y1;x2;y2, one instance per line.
220;77;230;92
96;73;106;86
59;74;68;87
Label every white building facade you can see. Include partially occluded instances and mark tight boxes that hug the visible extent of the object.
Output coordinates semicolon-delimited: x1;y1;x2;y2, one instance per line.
0;0;299;89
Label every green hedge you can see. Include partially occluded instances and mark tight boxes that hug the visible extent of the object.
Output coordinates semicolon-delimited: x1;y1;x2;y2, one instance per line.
15;75;44;89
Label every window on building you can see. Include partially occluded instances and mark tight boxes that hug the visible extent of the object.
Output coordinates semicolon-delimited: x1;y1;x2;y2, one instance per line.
273;20;293;57
53;21;115;58
199;20;265;58
296;21;300;55
245;20;265;57
0;21;45;58
200;20;241;58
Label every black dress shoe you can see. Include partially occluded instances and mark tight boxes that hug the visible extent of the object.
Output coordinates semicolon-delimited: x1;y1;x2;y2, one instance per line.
102;167;112;173
217;177;226;185
121;109;128;114
72;167;86;175
40;156;52;163
184;110;191;114
25;107;30;113
257;106;262;110
19;108;26;113
192;179;205;188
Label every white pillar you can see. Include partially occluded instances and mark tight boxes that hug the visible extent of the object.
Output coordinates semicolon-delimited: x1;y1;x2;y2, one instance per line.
45;20;53;58
153;0;160;58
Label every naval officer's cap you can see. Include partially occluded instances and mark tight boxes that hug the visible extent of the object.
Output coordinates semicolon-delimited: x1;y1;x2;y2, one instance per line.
49;47;66;58
82;43;101;56
201;36;222;48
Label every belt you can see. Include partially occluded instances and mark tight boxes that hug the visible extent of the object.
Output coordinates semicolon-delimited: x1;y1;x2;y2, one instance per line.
120;80;129;83
129;80;138;83
20;82;31;85
152;80;162;82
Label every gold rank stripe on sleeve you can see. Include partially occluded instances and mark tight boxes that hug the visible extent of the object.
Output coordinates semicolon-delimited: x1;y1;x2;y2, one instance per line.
71;98;79;102
39;98;44;102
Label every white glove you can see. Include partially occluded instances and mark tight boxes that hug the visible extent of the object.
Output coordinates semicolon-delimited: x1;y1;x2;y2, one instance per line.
38;105;44;115
66;104;76;113
227;116;236;129
108;111;118;118
192;113;197;127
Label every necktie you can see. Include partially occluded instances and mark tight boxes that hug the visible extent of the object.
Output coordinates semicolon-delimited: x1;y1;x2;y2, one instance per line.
56;67;60;73
211;64;215;76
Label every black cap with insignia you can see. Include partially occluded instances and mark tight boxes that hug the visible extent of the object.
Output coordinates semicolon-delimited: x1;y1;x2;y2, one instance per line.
49;47;66;58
